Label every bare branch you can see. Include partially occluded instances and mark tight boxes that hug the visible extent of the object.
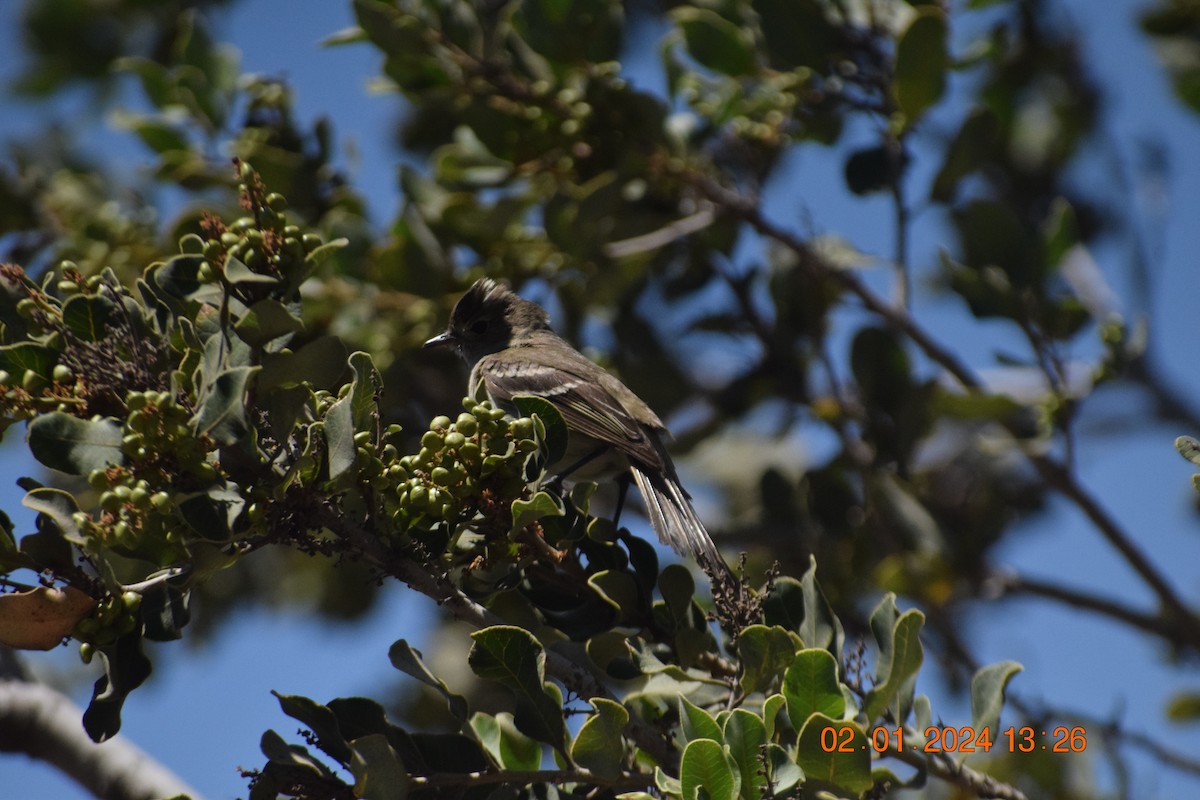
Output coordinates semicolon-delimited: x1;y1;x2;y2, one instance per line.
0;672;203;800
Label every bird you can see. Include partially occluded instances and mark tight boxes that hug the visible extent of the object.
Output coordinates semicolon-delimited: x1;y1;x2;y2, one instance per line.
424;278;733;583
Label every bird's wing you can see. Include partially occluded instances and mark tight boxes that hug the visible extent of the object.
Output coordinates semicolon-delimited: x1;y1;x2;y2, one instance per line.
476;350;666;471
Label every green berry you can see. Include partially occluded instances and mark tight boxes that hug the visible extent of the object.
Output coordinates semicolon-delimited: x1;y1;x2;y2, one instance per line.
444;432;466;450
459;442;481;463
88;470;110;490
22;370;45;392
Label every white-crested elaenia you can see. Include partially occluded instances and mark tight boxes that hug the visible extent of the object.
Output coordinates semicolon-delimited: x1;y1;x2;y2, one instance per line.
425;279;734;588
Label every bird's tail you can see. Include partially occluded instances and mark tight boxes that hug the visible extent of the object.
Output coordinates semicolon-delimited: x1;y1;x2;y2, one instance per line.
630;465;736;589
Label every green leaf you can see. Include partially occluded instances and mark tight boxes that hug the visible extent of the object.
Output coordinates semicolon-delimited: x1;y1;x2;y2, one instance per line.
796;715;872;794
512;395;567;467
300;238;350;286
680;738;740;800
1166;692;1200;722
570;698;629;778
326;351;381;481
723;709;767;799
931;107;1000;202
349;734;408;800
258;335;348;392
234;299;304;348
894;8;948;123
433;129;514;188
154;254;208;300
762;693;787;740
61;293;117;342
470;712;541;770
679;696;722;742
1043;197;1079;271
0;510;19;565
763;557;844;655
1175;435;1200;466
259;729;339;777
510;490;565;532
671;7;757;77
752;0;837;71
27;413;123;474
588;570;639;617
193;366;258;447
763;743;803;793
21;488;86;545
0;343;56;380
971;660;1023;739
388;640;468;722
224;255;281;287
659;563;696;626
863;610;924;723
737;625;798;695
178;485;244;542
468;626;566;749
326;696;397;744
112;112;191;154
274;692;352;764
868;593;899;658
139;570;191;641
783;649;845;728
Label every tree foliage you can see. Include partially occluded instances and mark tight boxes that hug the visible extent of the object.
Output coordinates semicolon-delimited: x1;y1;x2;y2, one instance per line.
2;0;1199;798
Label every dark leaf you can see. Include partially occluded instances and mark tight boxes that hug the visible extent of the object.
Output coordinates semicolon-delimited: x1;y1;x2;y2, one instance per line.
194;366;258;447
82;631;153;742
672;7;757;77
61;293;117;342
27;413;123;474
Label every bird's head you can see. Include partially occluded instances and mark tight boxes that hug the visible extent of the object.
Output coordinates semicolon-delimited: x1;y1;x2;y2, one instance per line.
423;278;550;366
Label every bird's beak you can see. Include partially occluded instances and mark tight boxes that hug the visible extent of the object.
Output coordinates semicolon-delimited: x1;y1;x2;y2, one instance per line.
423;331;455;349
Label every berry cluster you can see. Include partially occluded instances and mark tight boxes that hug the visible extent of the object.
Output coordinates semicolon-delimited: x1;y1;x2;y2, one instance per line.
191;160;327;289
387;399;539;536
81;390;215;552
74;590;142;656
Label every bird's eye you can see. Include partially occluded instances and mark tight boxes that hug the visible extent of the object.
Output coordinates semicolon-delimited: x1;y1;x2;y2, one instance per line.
470;319;489;335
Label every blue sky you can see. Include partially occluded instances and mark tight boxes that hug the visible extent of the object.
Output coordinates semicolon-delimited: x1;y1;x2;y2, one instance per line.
4;0;1200;797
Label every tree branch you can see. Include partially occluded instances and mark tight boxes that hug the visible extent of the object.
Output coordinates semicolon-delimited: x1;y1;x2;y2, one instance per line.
691;172;1200;650
890;746;1029;800
1028;455;1200;645
314;506;678;769
987;570;1198;648
0;666;203;800
413;768;650;790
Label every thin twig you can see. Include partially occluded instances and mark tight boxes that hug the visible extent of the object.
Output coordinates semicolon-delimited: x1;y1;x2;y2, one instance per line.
413;768;650;790
603;205;717;259
1028;455;1200;641
688;172;981;390
987;570;1198;649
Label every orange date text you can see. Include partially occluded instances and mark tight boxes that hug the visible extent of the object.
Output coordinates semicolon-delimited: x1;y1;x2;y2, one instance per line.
819;725;1088;754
